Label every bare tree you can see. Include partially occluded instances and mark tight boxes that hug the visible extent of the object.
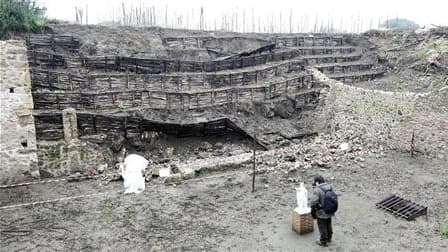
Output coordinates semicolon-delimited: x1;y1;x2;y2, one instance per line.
243;9;246;33
289;9;293;33
199;6;204;30
75;6;84;25
122;2;126;25
251;8;255;33
165;5;168;27
75;6;79;24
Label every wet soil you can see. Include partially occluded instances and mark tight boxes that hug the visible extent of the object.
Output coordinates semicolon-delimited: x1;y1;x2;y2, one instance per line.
1;151;447;251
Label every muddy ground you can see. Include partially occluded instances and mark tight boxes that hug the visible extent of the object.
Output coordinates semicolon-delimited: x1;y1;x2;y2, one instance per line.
1;148;447;251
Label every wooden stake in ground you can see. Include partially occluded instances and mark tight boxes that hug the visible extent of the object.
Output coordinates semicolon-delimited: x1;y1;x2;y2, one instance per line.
252;134;256;193
410;130;415;157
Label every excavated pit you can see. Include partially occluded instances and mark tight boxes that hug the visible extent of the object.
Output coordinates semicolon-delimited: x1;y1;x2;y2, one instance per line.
2;25;448;251
25;24;386;177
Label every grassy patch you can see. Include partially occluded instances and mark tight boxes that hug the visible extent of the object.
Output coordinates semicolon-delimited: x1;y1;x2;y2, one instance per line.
432;77;448;89
441;224;448;238
417;47;430;58
98;198;118;222
416;39;448;59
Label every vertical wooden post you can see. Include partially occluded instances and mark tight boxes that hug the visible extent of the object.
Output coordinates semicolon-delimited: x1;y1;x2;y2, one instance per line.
94;94;97;111
410;130;415;157
50;34;55;51
188;76;191;91
160;76;164;90
108;74;112;89
252;134;256;193
47;70;51;88
56;95;60;110
68;73;73;91
166;93;170;109
123;117;127;138
126;70;130;89
93;115;97;133
132;91;135;107
196;94;199;108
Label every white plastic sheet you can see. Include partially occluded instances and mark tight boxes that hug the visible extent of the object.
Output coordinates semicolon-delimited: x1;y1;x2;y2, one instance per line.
120;154;149;194
295;182;311;214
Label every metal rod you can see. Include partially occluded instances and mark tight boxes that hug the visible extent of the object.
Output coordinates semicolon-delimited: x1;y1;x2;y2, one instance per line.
252;134;256;193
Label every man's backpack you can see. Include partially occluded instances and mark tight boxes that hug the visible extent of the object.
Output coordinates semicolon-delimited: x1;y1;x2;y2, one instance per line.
321;188;338;215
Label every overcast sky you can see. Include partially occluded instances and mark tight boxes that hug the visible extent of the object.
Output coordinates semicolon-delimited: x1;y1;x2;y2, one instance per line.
36;0;447;32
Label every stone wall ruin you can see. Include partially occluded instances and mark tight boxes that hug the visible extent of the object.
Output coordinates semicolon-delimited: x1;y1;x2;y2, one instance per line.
0;40;39;184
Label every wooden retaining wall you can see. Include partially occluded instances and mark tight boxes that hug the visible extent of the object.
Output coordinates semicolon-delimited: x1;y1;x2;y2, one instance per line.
316;62;376;74
32;74;315;111
30;60;305;92
26;34;80;52
328;70;386;83
27;46;357;73
34;114;254;141
162;34;348;48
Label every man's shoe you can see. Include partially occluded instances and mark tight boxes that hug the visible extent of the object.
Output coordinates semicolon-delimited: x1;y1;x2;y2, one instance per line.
316;241;328;247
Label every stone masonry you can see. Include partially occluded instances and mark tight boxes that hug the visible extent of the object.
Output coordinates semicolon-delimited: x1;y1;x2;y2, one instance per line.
0;40;40;184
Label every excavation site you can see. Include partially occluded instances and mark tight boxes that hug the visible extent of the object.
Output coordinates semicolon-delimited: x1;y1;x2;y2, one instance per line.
1;2;448;251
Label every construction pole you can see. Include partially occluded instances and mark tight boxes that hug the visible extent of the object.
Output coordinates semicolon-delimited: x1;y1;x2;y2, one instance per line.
252;134;256;193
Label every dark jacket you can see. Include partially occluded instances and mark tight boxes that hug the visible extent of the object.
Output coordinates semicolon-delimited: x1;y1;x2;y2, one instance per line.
310;183;334;219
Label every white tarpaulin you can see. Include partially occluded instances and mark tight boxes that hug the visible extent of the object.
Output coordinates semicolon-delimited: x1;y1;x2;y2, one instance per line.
120;154;149;194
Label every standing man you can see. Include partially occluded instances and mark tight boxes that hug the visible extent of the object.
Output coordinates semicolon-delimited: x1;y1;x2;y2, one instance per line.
310;175;338;247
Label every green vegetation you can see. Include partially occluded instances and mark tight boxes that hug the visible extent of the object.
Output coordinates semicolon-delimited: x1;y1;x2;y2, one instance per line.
417;47;431;58
380;18;419;30
362;29;386;38
441;224;448;238
416;39;448;57
0;0;46;39
432;77;448;89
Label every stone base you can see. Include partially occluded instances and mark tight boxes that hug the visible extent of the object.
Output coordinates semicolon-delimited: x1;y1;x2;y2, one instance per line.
292;210;314;235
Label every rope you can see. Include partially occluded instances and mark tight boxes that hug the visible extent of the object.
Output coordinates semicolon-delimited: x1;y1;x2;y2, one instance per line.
0;170;246;211
0;191;117;210
0;174;104;189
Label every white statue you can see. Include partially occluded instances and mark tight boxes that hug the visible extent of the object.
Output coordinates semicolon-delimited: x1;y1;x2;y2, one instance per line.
295;182;311;214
